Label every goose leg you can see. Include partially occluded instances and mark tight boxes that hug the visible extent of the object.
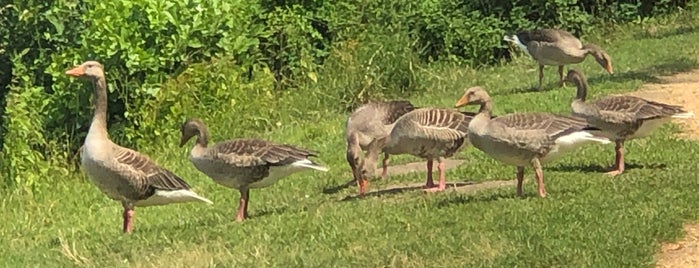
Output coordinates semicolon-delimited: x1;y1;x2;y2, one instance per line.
558;65;565;86
423;159;436;189
424;158;447;193
516;166;525;197
122;202;135;234
538;64;545;90
532;159;547;198
380;152;390;179
236;188;250;222
606;140;625;176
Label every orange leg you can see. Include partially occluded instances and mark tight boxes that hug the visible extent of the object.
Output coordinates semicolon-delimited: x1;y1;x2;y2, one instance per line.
538;64;545;90
558;65;565;86
236;188;250;222
380;153;390;179
516;166;525;197
533;159;547;198
424;159;447;193
606;140;625;176
122;207;135;234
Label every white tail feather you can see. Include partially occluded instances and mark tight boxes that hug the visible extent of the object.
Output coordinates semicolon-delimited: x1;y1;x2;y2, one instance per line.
556;131;611;146
672;111;694;119
292;159;329;172
503;35;530;56
135;189;213;207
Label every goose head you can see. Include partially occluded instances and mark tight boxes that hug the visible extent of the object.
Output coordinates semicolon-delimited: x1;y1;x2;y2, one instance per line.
179;118;208;147
563;69;589;101
582;44;613;74
454;86;491;108
65;61;105;80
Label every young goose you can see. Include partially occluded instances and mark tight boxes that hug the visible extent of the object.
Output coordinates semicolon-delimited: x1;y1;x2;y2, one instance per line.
179;118;328;222
346;100;416;187
564;69;694;176
66;61;213;234
454;86;610;197
504;29;613;90
359;108;475;194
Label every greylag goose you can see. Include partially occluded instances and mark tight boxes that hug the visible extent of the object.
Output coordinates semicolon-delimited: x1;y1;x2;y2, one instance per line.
503;29;613;90
66;61;213;234
454;86;611;197
564;69;694;176
358;108;474;194
179;118;328;222
345;100;416;187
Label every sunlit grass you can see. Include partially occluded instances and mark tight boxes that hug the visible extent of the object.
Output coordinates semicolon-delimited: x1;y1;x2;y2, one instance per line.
2;9;699;268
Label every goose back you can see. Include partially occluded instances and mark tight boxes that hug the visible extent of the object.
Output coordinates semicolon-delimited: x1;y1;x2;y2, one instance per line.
468;112;604;166
81;141;207;207
190;138;325;189
345;100;416;149
382;108;474;159
507;29;586;65
577;95;691;139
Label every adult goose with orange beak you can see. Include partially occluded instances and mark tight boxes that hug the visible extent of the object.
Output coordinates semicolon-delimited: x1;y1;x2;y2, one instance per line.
66;61;213;234
454;86;610;197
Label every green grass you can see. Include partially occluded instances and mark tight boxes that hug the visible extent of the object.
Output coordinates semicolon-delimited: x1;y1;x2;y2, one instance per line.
4;10;699;268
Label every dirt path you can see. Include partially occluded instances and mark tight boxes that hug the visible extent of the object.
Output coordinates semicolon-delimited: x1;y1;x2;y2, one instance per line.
633;70;699;268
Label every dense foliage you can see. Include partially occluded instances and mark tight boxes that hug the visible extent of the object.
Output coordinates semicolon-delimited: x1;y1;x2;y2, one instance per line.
0;0;693;191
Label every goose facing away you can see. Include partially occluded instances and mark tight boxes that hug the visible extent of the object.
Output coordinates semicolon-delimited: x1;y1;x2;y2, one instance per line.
345;100;416;187
564;69;694;176
180;118;328;222
360;108;474;194
503;29;613;90
66;61;213;234
454;86;610;197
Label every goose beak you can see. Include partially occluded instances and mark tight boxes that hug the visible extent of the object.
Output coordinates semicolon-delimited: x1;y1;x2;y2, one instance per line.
65;66;84;77
454;94;469;108
606;63;614;74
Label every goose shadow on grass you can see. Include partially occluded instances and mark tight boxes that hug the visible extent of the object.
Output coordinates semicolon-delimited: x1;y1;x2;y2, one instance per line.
340;181;479;202
435;187;580;208
498;57;699;95
322;159;468;195
548;162;667;173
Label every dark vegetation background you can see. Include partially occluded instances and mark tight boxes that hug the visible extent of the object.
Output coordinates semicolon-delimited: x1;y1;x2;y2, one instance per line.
0;0;692;191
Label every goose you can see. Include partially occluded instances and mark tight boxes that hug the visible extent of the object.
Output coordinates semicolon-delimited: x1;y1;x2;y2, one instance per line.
179;118;328;222
454;86;610;197
345;100;416;187
65;61;213;234
503;29;613;90
359;108;474;194
564;69;694;176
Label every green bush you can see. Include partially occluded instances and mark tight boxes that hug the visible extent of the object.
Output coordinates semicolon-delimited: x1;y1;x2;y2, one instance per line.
0;0;695;191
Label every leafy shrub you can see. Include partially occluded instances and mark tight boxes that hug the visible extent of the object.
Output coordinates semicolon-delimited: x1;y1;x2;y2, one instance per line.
0;0;695;191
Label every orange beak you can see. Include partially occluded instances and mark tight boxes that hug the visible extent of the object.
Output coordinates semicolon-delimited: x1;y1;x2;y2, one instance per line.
454;94;469;108
606;63;614;74
358;178;369;195
65;66;84;77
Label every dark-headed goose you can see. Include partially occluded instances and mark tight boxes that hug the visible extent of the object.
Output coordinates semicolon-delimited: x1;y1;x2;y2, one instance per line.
180;118;328;222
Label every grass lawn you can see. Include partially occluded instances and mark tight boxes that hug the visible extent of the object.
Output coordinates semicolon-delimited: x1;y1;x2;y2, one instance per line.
2;9;699;268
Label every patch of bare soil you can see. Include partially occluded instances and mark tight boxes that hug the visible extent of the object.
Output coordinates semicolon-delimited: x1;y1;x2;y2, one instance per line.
622;69;699;268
